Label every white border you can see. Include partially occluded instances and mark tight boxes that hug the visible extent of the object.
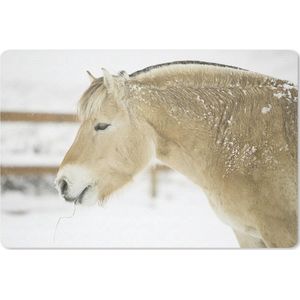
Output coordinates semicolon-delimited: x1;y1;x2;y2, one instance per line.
0;1;299;300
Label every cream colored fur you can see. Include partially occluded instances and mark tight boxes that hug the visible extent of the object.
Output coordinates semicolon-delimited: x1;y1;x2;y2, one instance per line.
58;62;298;248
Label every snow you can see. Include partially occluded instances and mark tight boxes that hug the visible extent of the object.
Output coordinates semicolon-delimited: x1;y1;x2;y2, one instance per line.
1;171;238;248
1;122;78;166
261;105;272;114
273;92;285;99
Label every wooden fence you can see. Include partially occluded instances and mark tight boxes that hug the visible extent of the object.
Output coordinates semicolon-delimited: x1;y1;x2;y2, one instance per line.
1;111;169;197
0;111;78;123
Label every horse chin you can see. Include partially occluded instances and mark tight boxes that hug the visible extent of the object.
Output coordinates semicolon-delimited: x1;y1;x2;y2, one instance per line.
99;176;134;202
78;177;133;207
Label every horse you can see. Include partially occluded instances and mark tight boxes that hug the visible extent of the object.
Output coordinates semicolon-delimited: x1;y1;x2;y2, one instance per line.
56;60;298;248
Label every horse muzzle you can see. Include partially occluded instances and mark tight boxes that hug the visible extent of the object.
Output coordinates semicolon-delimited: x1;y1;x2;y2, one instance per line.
57;179;91;204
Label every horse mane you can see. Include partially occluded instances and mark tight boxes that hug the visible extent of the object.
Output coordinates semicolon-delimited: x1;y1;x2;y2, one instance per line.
78;60;296;120
78;77;105;120
130;60;247;77
128;60;286;90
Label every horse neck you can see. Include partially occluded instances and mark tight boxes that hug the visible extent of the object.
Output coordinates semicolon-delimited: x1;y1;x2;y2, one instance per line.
128;84;217;187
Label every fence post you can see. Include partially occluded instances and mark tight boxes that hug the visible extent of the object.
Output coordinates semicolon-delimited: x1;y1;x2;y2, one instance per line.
150;166;157;198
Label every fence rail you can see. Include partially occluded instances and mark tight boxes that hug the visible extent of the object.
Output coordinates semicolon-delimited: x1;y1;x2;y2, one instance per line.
1;166;58;176
1;165;168;175
1;111;78;123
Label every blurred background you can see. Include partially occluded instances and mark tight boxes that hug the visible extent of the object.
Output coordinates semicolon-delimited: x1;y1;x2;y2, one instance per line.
0;50;298;248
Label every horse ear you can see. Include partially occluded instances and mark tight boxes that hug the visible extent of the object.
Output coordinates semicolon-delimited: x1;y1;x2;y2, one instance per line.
102;68;114;91
102;68;128;94
86;70;96;83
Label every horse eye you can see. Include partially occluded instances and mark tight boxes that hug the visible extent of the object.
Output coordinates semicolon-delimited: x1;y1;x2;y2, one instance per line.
94;123;111;131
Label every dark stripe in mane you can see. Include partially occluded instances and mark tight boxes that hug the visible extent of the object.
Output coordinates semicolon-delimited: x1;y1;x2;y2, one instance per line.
130;60;247;77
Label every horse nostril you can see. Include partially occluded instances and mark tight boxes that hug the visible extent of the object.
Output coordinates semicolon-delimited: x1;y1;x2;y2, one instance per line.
59;179;68;195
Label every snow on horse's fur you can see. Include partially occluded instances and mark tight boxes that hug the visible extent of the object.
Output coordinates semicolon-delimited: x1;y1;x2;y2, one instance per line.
58;61;298;248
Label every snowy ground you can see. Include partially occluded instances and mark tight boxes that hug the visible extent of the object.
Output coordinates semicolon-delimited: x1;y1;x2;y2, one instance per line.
1;171;238;248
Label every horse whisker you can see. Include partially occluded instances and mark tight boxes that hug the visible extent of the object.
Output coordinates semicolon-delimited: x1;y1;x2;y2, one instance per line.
52;200;77;243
